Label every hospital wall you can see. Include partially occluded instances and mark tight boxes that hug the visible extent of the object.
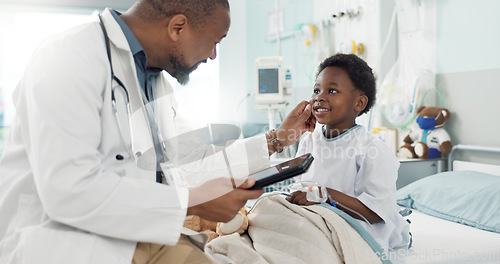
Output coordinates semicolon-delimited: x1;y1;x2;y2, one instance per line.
220;0;314;129
1;0;499;152
435;0;500;148
220;0;396;136
222;0;500;151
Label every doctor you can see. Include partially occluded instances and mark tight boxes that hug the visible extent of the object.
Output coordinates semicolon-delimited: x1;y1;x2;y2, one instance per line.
0;0;315;263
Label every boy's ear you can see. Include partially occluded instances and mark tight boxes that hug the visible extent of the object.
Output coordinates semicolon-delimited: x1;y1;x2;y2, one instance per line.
354;94;368;112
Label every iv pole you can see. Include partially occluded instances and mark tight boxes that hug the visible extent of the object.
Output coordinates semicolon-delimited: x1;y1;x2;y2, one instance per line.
266;0;284;130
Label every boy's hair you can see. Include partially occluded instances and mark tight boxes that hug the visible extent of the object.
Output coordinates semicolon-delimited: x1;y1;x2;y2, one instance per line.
141;0;230;28
316;54;376;116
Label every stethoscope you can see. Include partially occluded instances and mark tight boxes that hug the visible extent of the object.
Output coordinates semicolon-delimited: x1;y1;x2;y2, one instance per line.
99;14;179;183
98;14;135;160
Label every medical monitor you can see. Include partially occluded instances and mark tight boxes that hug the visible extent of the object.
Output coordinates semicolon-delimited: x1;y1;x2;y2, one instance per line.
255;57;286;105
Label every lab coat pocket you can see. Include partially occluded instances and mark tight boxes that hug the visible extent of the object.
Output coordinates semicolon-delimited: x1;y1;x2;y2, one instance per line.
19;225;96;264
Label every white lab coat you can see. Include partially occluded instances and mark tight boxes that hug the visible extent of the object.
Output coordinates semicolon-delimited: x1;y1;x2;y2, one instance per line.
0;9;269;264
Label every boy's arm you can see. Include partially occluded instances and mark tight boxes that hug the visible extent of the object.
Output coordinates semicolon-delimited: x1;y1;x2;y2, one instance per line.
287;188;382;223
325;188;382;223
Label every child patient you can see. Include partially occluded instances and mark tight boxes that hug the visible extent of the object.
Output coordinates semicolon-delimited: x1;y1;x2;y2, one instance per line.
287;54;410;251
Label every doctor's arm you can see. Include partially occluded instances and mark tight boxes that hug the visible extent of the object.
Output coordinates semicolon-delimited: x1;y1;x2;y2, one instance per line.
164;100;315;185
266;101;316;156
186;178;262;222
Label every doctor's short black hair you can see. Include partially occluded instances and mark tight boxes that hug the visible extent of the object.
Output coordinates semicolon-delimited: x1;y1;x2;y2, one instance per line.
316;53;376;116
142;0;230;28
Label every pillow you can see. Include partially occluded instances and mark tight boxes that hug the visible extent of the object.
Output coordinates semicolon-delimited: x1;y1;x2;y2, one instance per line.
396;170;500;233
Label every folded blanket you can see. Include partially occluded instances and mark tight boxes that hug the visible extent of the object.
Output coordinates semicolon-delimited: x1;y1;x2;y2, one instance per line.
206;194;383;264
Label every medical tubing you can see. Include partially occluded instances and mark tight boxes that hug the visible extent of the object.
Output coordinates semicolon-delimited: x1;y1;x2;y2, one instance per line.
367;7;396;131
289;182;378;237
374;6;397;77
326;192;379;237
420;87;445;108
397;87;445;129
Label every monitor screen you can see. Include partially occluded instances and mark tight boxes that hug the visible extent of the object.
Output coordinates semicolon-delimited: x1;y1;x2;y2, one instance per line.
258;68;279;94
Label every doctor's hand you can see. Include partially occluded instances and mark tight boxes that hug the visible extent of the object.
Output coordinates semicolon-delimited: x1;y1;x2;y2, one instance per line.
187;177;262;223
276;101;316;147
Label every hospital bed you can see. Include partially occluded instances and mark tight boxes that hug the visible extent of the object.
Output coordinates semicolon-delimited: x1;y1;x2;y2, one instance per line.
207;144;500;264
393;144;500;264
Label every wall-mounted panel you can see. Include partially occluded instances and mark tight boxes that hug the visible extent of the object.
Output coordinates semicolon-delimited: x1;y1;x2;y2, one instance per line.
436;0;500;74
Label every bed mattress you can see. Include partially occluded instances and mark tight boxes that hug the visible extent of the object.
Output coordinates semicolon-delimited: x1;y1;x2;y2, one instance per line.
390;209;500;264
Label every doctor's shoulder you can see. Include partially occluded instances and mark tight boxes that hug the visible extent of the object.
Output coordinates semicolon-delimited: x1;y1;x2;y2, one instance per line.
27;22;114;89
33;22;98;55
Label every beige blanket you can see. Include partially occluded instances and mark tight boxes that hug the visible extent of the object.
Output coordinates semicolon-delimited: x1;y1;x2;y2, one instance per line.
206;194;382;264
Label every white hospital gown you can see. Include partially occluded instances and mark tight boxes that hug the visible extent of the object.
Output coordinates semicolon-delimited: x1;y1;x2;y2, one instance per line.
294;125;410;251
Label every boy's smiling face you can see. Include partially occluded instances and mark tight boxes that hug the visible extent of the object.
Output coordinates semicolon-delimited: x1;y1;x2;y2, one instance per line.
310;66;367;132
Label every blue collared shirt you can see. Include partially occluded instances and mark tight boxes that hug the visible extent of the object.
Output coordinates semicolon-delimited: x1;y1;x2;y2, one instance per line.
109;10;161;102
109;10;165;183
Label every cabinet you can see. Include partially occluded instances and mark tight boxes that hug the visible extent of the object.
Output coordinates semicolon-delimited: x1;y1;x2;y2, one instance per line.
396;158;446;189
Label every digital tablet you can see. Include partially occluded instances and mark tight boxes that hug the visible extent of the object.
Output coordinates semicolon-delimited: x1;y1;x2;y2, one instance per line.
248;153;314;190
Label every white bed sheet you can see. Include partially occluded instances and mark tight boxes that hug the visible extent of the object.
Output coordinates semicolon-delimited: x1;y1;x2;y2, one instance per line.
389;209;500;264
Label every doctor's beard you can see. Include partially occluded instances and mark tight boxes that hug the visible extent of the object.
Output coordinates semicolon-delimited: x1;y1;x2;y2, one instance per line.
169;55;203;85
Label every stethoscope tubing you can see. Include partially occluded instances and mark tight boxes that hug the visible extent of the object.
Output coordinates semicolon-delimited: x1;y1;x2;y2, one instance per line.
98;14;134;159
98;13;174;184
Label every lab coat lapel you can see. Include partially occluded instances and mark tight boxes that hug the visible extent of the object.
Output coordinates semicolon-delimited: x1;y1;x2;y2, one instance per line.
101;9;155;171
153;75;183;139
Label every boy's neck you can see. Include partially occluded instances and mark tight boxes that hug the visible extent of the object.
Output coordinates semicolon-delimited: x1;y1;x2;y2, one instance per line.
323;123;357;139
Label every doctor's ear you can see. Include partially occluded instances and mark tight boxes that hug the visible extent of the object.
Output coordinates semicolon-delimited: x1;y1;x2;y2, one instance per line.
167;14;188;41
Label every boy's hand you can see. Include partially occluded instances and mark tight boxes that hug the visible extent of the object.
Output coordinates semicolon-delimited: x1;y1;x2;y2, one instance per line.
286;191;319;206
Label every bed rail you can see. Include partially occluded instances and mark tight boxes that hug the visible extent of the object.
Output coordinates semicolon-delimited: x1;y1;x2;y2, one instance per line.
448;144;500;171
